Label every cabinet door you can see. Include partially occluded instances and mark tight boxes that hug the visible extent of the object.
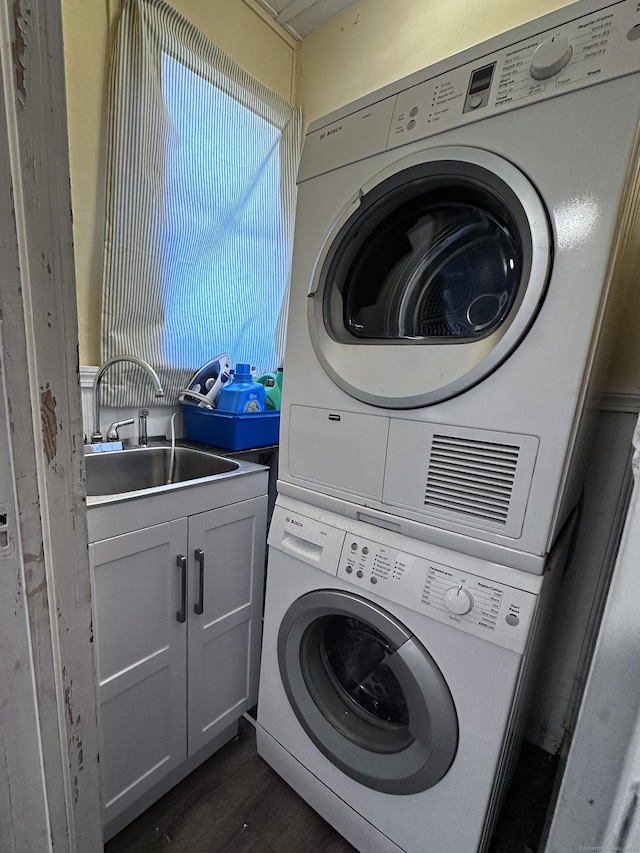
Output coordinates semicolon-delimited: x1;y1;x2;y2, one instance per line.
187;496;267;756
90;519;188;825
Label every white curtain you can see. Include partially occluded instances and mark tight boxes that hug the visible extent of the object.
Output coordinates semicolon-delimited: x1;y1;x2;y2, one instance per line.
101;0;301;405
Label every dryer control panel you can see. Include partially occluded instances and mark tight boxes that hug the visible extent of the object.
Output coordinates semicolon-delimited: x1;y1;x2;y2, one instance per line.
299;0;640;182
386;2;635;149
336;534;537;655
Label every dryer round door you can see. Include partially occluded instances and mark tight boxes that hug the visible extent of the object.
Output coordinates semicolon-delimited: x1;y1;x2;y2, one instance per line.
308;146;552;408
277;589;458;795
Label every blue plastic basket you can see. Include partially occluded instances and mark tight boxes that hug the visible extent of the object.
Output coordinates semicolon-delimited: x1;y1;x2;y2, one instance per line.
182;406;280;451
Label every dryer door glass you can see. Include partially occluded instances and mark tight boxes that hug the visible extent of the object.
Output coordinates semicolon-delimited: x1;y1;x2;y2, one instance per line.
278;590;458;794
328;185;521;341
308;148;551;408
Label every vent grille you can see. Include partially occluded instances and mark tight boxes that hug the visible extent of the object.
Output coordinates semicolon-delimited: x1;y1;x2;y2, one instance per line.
424;435;520;525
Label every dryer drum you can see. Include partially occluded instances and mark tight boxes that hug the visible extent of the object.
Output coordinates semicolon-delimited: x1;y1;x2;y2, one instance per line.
338;196;521;342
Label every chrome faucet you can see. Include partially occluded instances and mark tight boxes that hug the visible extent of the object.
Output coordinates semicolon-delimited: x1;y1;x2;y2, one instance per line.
91;355;165;443
106;418;135;441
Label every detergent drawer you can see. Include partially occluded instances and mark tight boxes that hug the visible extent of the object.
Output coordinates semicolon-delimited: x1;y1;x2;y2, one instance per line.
288;405;389;500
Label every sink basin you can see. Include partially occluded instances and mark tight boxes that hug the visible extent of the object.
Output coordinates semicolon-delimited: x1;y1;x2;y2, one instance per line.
85;445;239;498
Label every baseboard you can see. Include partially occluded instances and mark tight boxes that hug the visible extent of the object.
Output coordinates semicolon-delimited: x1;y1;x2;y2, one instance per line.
80;365;98;388
601;389;640;413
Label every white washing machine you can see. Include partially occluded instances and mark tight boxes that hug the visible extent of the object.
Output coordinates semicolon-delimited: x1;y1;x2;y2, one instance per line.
278;0;640;573
257;495;573;853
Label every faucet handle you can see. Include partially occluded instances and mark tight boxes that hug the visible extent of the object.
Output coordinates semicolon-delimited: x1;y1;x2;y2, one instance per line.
106;418;135;441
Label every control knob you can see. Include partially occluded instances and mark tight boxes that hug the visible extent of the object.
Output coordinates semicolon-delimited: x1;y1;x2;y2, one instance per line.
443;586;474;615
530;35;573;80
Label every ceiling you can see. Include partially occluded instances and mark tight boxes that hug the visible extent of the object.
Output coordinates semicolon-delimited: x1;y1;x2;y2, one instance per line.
254;0;360;41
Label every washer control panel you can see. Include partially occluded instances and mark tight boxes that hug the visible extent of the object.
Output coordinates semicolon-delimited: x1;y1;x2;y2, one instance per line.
337;534;537;654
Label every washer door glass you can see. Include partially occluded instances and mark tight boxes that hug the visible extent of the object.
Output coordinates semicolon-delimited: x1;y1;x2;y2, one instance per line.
305;614;413;753
278;590;458;794
308;147;551;408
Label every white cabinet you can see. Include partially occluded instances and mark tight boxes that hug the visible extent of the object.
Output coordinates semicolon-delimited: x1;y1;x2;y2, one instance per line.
90;520;188;821
187;501;265;756
88;482;267;835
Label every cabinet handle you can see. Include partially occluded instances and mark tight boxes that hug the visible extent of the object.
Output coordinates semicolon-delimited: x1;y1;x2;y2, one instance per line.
194;548;204;615
176;554;187;623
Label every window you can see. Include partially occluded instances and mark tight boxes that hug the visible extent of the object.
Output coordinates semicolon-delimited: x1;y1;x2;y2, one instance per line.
101;0;301;406
162;53;290;374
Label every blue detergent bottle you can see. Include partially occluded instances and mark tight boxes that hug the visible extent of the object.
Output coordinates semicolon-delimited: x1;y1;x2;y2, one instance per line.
215;364;267;413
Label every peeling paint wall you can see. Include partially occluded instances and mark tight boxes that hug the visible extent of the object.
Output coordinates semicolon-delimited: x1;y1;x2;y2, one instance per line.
11;0;27;103
40;386;57;464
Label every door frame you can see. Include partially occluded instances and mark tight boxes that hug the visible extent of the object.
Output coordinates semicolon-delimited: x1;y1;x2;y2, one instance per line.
0;0;102;850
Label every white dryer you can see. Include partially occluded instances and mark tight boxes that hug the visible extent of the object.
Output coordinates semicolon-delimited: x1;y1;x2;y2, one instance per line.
257;496;572;853
278;0;640;572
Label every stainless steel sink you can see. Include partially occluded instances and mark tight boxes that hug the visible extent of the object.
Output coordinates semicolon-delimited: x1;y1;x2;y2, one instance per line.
85;445;240;499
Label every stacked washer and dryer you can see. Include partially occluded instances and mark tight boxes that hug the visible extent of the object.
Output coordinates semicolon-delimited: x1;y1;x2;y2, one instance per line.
256;1;640;851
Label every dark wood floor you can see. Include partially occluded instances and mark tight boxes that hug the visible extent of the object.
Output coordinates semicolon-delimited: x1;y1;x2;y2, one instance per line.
106;717;557;853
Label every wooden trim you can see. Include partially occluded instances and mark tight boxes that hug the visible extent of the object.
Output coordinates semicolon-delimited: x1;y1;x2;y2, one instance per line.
80;365;99;388
0;0;102;850
0;318;52;849
242;0;301;48
601;388;640;413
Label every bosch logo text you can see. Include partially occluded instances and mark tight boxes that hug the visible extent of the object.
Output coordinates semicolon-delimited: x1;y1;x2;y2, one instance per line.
319;126;342;140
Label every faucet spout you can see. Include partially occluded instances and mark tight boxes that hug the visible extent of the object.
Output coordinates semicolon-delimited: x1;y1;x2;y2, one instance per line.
92;355;165;443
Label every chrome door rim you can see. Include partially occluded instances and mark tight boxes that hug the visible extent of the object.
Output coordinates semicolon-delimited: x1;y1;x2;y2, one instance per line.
277;589;459;794
307;145;552;409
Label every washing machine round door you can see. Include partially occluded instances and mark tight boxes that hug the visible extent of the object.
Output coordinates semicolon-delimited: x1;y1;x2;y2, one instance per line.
277;589;458;794
308;146;551;408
